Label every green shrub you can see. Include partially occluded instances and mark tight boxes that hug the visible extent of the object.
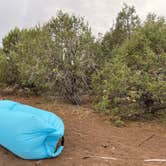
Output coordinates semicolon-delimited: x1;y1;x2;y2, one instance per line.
1;11;96;102
93;16;166;120
0;50;18;84
44;11;95;104
1;27;50;93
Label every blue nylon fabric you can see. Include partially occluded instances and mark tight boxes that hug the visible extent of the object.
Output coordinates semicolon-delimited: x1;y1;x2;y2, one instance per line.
0;100;64;160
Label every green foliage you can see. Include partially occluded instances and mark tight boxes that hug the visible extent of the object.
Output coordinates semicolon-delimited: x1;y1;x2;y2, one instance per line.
1;28;21;84
93;16;166;120
14;27;50;93
0;11;96;102
0;51;7;83
0;49;18;84
2;27;21;54
1;27;50;93
44;11;95;104
101;3;140;60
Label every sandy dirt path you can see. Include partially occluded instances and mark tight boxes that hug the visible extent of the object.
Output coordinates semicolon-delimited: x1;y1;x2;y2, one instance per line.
0;95;166;166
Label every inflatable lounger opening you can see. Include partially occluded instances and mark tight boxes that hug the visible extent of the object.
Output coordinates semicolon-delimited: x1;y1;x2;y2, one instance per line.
0;100;65;160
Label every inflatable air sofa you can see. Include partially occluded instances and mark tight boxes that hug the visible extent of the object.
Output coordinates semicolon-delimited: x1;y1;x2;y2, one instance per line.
0;100;64;160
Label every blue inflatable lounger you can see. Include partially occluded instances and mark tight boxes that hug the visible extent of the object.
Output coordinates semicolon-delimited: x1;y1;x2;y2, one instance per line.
0;100;64;160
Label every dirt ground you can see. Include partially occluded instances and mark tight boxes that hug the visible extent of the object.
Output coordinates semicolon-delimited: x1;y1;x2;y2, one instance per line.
0;94;166;166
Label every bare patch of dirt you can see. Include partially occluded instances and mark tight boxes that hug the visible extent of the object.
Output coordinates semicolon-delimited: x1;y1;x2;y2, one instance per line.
0;94;166;166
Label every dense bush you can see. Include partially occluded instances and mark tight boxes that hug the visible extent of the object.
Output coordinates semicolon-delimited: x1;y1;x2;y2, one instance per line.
44;11;96;104
0;11;96;103
1;27;50;93
0;48;18;84
0;51;7;83
92;15;166;121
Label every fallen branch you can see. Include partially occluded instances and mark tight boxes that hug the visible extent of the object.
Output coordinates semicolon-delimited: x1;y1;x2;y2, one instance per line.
82;155;166;163
82;156;117;160
137;134;155;147
144;159;166;162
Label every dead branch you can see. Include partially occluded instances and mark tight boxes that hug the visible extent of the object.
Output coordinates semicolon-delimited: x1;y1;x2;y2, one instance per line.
137;134;155;147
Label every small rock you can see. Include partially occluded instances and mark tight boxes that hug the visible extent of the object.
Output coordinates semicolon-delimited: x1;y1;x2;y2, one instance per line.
101;143;109;148
35;160;42;166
